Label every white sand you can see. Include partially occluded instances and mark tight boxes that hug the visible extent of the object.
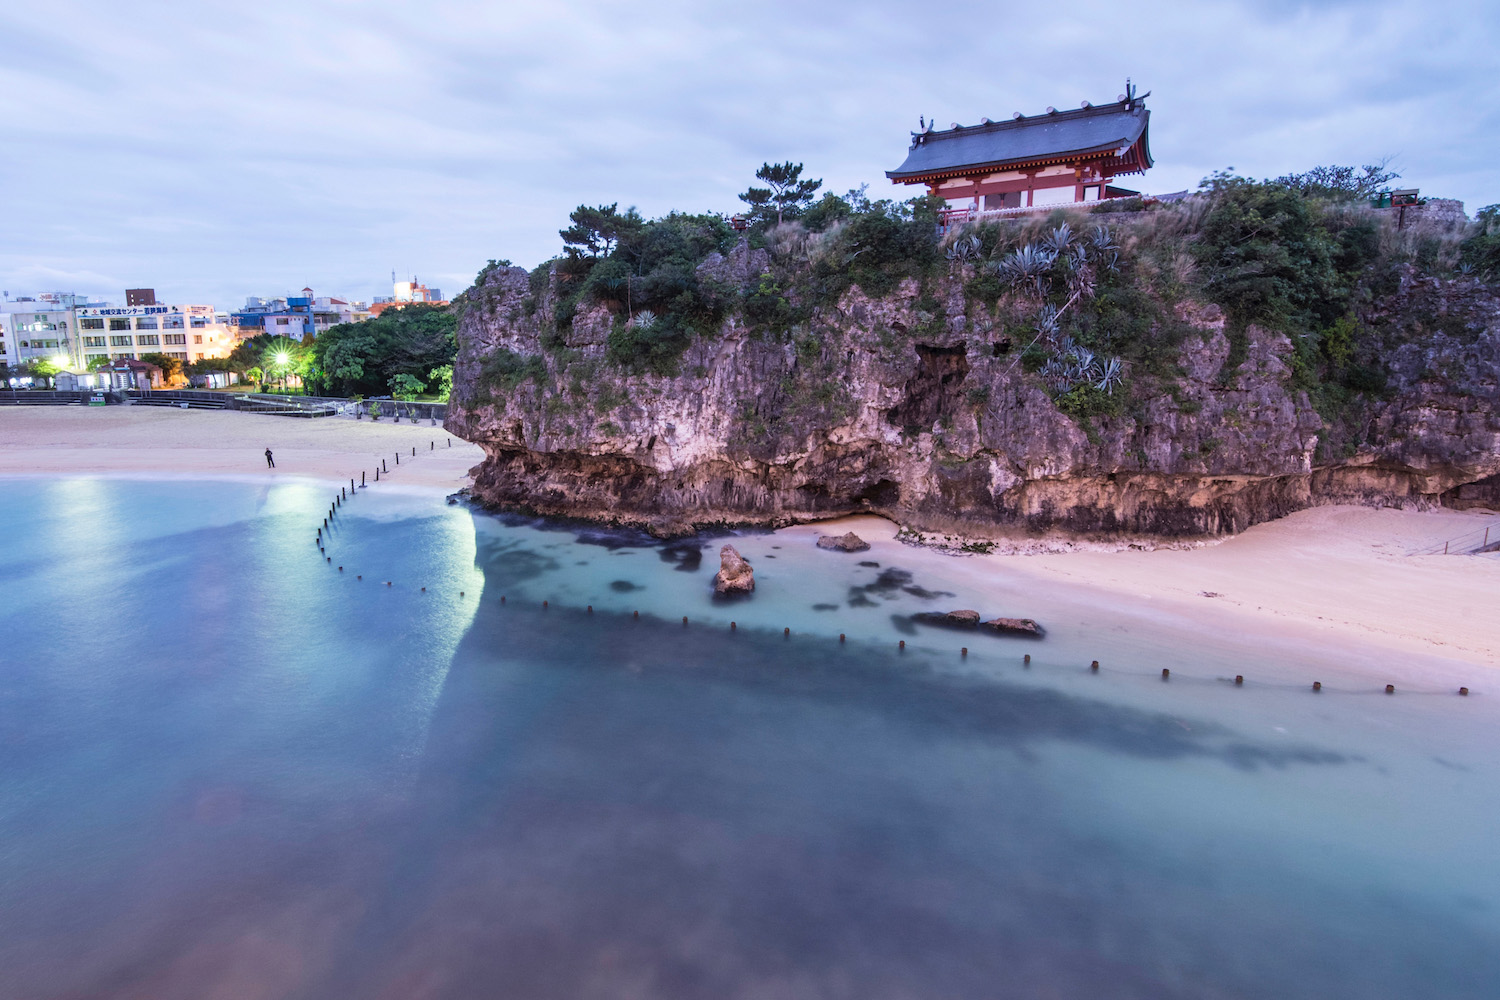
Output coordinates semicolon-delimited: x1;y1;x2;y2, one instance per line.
0;406;482;494
5;405;1497;673
794;507;1500;674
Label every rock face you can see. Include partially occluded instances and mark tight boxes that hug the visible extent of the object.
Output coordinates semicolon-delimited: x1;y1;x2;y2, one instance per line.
713;544;755;594
817;532;871;552
911;610;982;629
446;259;1500;540
981;617;1046;638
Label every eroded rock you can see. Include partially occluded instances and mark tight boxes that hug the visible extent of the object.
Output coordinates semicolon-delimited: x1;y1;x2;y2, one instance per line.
713;544;755;594
911;609;981;629
447;260;1500;539
981;617;1045;638
816;532;871;552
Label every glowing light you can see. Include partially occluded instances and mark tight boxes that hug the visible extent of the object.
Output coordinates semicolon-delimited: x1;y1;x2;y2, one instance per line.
275;352;290;366
51;355;70;369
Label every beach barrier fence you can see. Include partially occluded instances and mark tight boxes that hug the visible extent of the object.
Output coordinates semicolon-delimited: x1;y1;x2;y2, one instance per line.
1418;517;1500;556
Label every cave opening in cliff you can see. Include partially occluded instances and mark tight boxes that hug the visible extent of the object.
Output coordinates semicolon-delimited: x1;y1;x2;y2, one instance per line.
886;343;970;435
854;478;901;509
1441;472;1500;511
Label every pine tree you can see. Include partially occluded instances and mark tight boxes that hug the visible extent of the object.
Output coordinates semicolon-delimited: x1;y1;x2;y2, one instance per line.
560;203;643;258
740;162;823;226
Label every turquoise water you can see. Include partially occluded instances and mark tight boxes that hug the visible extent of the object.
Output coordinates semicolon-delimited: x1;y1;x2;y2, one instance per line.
0;477;1496;999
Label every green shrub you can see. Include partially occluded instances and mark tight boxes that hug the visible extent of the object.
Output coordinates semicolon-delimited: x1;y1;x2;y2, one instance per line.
479;348;546;394
1193;172;1341;333
606;315;693;374
1342;363;1388;393
1055;384;1124;420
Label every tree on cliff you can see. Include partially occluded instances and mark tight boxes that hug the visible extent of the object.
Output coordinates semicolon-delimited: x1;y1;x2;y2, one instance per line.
560;203;644;259
1273;160;1400;201
740;162;823;226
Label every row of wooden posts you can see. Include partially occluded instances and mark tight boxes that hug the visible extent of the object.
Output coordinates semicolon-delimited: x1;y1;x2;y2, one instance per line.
315;441;1473;700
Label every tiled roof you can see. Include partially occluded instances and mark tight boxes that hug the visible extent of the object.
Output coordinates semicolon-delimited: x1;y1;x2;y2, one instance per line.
888;100;1151;181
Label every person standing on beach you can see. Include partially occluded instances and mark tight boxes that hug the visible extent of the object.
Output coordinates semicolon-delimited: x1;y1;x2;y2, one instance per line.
265;447;275;469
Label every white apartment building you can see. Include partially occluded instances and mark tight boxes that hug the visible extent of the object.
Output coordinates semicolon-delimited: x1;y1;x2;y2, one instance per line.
0;293;104;370
74;302;235;367
0;304;70;370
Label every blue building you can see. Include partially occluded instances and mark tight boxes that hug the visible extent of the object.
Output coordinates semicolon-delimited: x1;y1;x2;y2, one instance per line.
231;287;367;341
232;289;314;340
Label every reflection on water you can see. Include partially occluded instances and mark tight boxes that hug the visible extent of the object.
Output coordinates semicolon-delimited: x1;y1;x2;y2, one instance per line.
0;479;1496;1000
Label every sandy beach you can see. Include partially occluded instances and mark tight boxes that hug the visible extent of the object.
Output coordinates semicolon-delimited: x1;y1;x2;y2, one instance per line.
5;405;1497;672
0;405;482;494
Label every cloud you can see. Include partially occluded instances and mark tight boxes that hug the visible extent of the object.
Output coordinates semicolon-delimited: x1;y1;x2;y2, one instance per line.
0;0;1494;308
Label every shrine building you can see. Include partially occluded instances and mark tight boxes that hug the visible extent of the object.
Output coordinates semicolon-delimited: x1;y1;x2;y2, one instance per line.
887;83;1153;215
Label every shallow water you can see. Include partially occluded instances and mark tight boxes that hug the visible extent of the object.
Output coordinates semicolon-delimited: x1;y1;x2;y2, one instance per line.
0;477;1496;999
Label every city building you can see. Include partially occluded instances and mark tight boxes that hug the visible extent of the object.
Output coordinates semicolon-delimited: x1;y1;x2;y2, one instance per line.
887;82;1153;217
4;289;236;374
369;276;447;317
1;292;108;372
75;291;235;369
232;287;368;340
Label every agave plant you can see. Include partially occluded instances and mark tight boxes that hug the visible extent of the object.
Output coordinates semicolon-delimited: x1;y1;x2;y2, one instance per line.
1038;358;1075;393
1044;223;1074;255
1065;246;1097;300
1035;304;1061;339
631;309;658;330
1095;357;1124;393
946;234;982;263
1089;225;1119;253
996;244;1057;296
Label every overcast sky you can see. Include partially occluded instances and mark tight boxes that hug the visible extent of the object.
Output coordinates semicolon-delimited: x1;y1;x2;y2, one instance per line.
1;0;1495;309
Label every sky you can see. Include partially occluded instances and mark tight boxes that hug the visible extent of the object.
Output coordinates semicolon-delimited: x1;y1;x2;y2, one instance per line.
1;0;1496;310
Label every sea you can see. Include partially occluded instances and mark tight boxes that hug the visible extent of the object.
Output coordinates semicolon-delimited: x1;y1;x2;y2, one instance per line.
0;476;1496;999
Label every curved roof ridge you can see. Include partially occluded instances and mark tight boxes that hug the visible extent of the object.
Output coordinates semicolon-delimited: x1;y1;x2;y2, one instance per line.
889;99;1151;182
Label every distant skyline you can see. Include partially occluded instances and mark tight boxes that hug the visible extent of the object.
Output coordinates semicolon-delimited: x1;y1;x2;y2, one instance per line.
2;0;1495;310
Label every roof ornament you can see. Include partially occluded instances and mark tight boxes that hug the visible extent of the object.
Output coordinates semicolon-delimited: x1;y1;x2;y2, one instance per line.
1120;78;1151;107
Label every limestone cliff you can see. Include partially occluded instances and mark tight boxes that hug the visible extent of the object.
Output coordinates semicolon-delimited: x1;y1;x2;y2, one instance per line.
445;242;1500;540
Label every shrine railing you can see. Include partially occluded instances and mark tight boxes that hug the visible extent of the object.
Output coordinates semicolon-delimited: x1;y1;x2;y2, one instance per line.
937;196;1143;230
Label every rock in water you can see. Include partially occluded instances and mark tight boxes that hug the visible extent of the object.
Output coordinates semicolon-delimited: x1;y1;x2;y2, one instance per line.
981;617;1046;638
816;531;871;552
713;544;755;594
911;609;981;629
